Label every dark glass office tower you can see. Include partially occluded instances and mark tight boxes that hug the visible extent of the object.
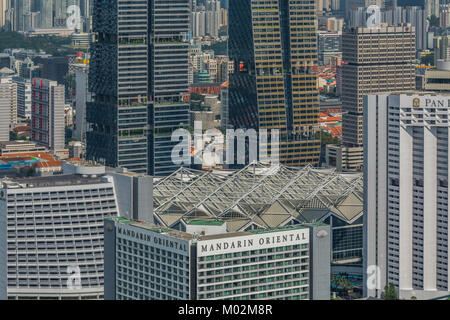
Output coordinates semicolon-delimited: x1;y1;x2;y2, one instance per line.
228;0;320;166
87;0;190;176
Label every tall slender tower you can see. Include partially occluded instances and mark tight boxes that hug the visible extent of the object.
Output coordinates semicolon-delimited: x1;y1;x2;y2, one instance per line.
228;0;321;167
0;78;17;141
0;0;7;29
37;0;54;28
365;93;450;299
31;78;65;152
87;0;190;176
330;24;416;172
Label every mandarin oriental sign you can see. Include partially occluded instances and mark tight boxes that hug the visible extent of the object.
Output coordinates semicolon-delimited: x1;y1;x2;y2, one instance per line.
197;229;309;257
118;225;188;252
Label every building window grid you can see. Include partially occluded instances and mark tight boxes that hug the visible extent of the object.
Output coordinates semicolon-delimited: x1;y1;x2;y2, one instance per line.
197;245;309;300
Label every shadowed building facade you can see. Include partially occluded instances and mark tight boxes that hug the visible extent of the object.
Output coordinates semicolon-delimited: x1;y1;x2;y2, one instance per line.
87;0;190;176
228;0;320;167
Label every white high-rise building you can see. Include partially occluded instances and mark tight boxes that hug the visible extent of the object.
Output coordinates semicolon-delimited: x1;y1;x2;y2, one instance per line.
104;218;331;300
0;77;18;139
13;78;32;120
192;10;206;38
0;162;153;300
364;93;450;300
0;0;7;29
425;0;440;18
0;165;119;300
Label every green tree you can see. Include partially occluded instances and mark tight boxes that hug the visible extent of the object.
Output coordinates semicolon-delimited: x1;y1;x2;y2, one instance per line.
384;283;398;300
316;131;339;147
190;93;205;102
428;15;440;28
411;296;417;300
65;128;73;145
9;131;18;141
0;31;75;56
421;53;434;66
26;167;34;177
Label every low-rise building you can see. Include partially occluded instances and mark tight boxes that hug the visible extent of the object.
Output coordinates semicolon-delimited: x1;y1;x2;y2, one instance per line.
0;141;47;156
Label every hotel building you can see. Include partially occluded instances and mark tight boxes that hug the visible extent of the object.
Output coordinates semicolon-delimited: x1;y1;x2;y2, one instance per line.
0;162;153;300
104;218;331;300
364;93;450;299
0;165;119;300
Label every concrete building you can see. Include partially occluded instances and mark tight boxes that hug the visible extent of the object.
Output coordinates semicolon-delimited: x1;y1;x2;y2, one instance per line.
105;167;153;224
0;166;119;299
0;77;18;140
0;160;155;299
192;10;206;38
36;57;69;89
68;141;83;158
36;0;54;29
417;60;450;92
104;218;331;300
73;63;91;143
72;33;91;47
13;78;32;120
364;93;450;300
31;78;65;152
325;144;364;172
330;24;416;172
434;35;450;65
0;0;7;29
425;0;440;18
0;140;47;156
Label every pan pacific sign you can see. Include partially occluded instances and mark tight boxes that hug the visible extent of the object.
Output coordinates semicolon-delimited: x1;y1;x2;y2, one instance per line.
409;96;450;109
196;229;309;257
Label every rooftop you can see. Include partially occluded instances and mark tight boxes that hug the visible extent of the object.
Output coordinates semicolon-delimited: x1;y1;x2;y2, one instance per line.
108;216;195;241
0;141;38;146
153;162;363;233
187;219;225;226
109;216;314;242
1;174;108;189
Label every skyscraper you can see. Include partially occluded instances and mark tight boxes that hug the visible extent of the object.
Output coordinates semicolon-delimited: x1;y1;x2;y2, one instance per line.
87;0;190;176
0;165;119;299
73;61;92;143
228;0;320;167
0;0;7;29
328;24;416;171
0;77;17;140
364;93;450;300
37;0;53;29
13;77;32;120
31;78;65;152
425;0;440;18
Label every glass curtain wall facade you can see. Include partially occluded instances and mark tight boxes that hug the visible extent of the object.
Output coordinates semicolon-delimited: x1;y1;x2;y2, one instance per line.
88;0;190;176
228;0;320;166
